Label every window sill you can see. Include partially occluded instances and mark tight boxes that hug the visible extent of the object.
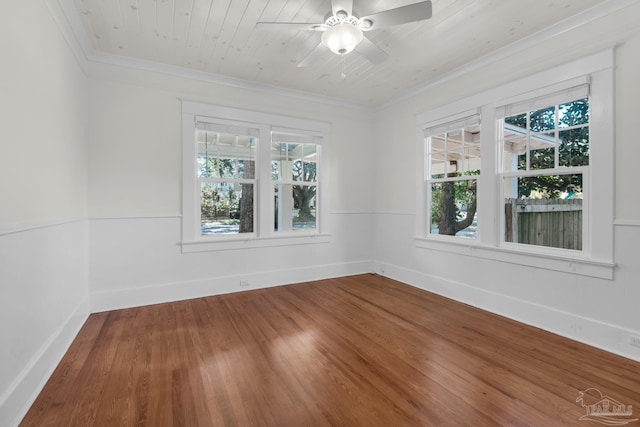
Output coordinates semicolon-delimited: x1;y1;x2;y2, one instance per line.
414;237;615;280
182;233;331;253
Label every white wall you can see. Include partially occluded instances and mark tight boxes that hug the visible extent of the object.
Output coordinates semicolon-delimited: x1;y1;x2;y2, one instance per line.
372;3;640;361
87;63;376;216
0;1;90;426
87;63;377;311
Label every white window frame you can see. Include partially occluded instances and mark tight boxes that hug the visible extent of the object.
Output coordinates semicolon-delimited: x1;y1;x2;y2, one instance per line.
415;49;615;279
181;101;330;253
424;111;481;241
271;128;322;234
496;80;591;253
194;119;260;239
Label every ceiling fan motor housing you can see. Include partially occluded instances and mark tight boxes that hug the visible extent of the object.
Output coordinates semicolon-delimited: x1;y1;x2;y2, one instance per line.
322;14;364;55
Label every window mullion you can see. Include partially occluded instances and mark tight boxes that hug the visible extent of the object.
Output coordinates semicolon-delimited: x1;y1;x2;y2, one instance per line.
256;124;272;238
479;104;497;245
526;112;531;171
554;105;560;169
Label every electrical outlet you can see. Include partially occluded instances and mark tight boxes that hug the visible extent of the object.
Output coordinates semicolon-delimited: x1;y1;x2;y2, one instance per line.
629;335;640;348
239;280;250;287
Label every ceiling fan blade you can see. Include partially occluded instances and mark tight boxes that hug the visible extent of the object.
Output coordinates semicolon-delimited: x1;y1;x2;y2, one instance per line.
359;1;432;31
354;36;388;64
256;22;324;31
297;42;330;67
331;0;353;17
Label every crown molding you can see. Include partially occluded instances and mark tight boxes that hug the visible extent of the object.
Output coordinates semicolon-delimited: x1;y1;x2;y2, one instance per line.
88;50;374;112
377;0;640;111
52;0;639;112
53;0;373;112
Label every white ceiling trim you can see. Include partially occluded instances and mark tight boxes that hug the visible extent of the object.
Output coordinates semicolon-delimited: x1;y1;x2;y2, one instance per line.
89;49;374;111
378;0;640;111
53;0;639;111
54;0;372;111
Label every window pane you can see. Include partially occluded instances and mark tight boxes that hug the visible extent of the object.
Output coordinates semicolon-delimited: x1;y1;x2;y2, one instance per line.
271;142;288;181
238;159;255;179
302;145;318;182
201;182;254;235
197;132;256;179
559;98;589;128
504;113;527;129
292;160;303;181
447;130;464;175
197;141;221;178
271;143;318;182
503;174;582;250
237;140;256;179
529;132;555;170
502;98;590;173
428;124;480;178
430;179;477;238
530;106;556;132
216;158;237;179
559;127;589;167
502;124;528;172
291;155;318;182
274;184;317;232
429;134;447;178
462;144;481;174
430;149;446;179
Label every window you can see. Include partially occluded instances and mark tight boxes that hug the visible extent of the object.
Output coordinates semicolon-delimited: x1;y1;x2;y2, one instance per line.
271;131;320;233
497;84;589;250
425;113;481;239
197;122;258;236
415;50;615;279
181;101;330;252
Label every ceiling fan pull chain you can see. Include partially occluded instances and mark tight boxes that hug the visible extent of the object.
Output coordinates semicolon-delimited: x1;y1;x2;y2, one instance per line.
341;54;346;80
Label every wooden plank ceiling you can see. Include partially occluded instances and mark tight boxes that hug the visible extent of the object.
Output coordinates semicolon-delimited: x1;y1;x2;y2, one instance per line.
71;0;606;106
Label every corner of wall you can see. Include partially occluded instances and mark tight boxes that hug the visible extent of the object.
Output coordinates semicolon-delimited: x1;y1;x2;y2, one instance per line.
0;299;89;427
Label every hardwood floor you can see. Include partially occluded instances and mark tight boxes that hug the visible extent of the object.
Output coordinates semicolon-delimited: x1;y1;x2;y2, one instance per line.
21;274;640;426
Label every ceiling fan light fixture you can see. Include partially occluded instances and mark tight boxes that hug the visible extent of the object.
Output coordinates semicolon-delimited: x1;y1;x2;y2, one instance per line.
321;23;363;55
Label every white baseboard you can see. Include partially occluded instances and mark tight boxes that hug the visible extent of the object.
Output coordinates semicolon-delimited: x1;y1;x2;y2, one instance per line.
375;261;640;363
0;298;90;427
91;260;375;312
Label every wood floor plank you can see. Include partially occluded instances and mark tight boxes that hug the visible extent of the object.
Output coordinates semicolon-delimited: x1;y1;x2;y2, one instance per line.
290;279;563;425
20;274;640;426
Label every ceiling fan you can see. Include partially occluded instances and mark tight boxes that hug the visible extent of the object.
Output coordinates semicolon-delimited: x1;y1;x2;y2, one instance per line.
256;0;433;69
